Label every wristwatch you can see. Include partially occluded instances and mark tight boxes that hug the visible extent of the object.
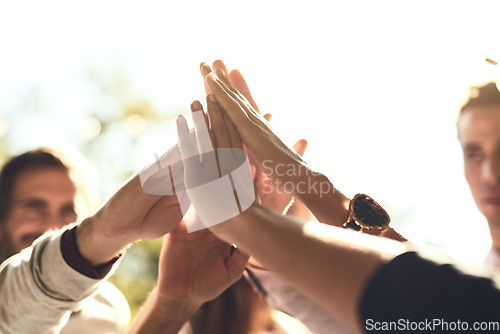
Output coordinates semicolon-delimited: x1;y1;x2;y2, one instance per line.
343;194;390;231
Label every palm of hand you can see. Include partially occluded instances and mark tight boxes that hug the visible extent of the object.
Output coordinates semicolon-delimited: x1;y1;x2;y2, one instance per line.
158;219;248;304
252;160;292;214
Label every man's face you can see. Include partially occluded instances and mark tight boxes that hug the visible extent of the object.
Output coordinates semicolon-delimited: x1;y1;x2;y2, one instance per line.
458;105;500;226
3;168;77;253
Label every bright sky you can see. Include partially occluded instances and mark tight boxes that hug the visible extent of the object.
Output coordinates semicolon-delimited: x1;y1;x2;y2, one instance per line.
1;0;500;263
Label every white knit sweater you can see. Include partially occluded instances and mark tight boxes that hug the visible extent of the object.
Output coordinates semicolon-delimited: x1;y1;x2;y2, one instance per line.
0;230;130;334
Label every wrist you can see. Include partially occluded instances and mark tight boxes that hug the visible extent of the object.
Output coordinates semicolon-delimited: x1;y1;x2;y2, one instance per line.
153;287;201;321
294;172;351;227
128;286;200;334
208;203;262;244
76;217;130;266
292;170;333;201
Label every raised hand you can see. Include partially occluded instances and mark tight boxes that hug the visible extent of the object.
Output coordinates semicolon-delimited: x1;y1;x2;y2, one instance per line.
76;174;183;266
177;94;256;231
128;214;249;334
157;214;249;306
198;61;352;228
199;61;405;240
202;60;309;215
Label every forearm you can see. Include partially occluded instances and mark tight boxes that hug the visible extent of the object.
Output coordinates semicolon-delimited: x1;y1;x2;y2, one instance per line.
76;217;130;266
293;171;407;242
211;204;405;331
128;287;200;334
292;170;351;227
75;174;182;267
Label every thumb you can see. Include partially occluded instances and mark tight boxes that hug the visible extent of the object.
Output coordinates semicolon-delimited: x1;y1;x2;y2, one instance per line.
293;139;308;157
227;246;250;282
250;164;257;181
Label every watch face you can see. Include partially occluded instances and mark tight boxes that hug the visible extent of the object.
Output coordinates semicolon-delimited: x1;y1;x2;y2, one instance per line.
350;194;390;230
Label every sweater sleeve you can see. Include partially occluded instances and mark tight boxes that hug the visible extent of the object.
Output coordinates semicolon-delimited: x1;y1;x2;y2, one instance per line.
0;229;118;334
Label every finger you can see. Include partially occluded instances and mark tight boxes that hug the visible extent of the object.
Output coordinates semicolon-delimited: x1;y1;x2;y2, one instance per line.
211;74;263;126
222;109;243;150
205;73;251;130
293;139;308;157
213;66;246;101
228;69;260;113
212;59;232;89
176;115;198;161
200;62;212;95
190;100;214;154
202;63;244;106
226;246;250;282
206;72;263;127
200;62;252;113
212;59;229;77
214;68;233;91
207;93;231;148
200;62;213;79
191;100;216;152
215;74;256;116
191;99;210;129
250;164;257;180
263;113;272;123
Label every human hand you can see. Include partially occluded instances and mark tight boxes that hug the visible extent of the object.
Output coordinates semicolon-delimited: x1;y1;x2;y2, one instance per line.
202;60;309;214
127;202;248;334
157;212;249;306
200;62;354;228
210;62;405;242
200;63;317;200
76;174;183;266
128;100;253;334
176;96;256;231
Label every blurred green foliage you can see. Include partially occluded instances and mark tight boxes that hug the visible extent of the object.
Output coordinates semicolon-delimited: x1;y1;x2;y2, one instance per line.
110;238;163;319
81;62;180;321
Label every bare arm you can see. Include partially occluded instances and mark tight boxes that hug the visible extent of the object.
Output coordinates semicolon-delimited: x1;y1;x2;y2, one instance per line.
201;63;406;240
76;175;183;266
201;63;352;228
210;204;405;331
127;287;200;334
127;219;248;334
128;99;249;334
176;74;405;330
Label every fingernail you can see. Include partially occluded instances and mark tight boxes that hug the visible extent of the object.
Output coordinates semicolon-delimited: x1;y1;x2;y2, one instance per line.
177;115;186;123
200;62;206;70
201;64;212;74
192;100;203;110
208;93;217;102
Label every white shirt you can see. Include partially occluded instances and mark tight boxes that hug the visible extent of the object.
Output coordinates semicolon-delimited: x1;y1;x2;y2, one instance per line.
245;266;355;334
484;247;500;269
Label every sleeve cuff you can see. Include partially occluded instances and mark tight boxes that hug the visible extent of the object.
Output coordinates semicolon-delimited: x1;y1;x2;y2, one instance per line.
61;226;120;279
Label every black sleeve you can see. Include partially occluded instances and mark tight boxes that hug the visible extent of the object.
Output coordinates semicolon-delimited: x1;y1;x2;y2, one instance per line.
360;251;500;333
60;226;120;279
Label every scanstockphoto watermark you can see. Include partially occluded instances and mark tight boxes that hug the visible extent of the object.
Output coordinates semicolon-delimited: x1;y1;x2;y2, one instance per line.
365;318;500;332
260;160;335;197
